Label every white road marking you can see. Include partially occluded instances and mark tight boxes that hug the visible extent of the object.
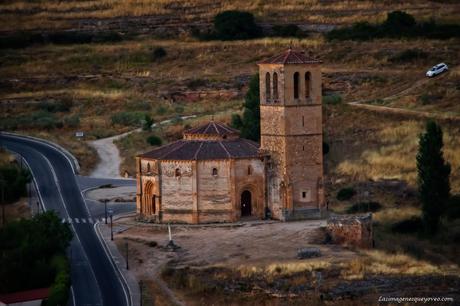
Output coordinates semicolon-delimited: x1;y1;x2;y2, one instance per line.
75;218;80;223
88;218;94;224
68;217;72;223
82;219;86;223
62;218;66;223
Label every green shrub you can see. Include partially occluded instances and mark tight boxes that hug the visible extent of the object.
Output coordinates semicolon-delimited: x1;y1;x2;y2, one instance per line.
336;187;356;201
326;11;460;41
231;114;243;129
389;49;428;63
213;11;261;40
45;256;70;306
323;94;342;105
0;165;31;203
111;111;147;126
63;115;80;128
272;24;305;37
391;216;423;234
30;111;60;130
142;114;154;131
156;106;168;115
146;135;162;146
38;100;73;113
151;47;166;61
346;201;382;213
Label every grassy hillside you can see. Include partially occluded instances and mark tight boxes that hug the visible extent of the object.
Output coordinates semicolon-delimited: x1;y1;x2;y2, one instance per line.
1;0;459;32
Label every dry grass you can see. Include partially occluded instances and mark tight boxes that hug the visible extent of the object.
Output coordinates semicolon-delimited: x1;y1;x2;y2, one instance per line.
238;260;331;278
341;250;442;280
336;121;460;192
1;0;458;31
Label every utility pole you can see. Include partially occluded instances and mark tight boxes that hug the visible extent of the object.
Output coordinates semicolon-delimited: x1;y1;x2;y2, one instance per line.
104;199;108;224
125;242;129;270
1;181;5;226
139;280;143;306
110;213;113;241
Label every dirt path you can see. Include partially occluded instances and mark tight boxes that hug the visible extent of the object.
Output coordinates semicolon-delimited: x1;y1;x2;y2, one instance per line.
88;115;196;178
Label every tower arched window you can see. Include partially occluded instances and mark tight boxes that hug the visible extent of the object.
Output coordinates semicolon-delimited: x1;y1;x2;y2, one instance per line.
265;72;271;102
175;168;181;177
305;72;311;99
273;72;279;101
146;162;151;173
293;72;299;99
247;165;253;175
212;168;218;176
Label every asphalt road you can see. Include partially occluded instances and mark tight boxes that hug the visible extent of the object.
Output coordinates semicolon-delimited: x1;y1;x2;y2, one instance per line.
0;134;130;306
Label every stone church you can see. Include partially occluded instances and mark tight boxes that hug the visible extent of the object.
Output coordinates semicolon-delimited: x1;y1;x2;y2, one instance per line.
136;49;324;223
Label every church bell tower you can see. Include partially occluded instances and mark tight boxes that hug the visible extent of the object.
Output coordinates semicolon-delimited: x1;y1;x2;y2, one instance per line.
258;49;324;220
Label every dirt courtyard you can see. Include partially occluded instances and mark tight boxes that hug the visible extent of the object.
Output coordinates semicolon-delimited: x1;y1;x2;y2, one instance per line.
114;218;356;280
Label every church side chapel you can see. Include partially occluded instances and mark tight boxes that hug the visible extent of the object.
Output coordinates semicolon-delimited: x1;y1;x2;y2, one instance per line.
136;49;325;224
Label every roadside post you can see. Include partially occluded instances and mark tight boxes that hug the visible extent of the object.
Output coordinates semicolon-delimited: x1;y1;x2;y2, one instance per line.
109;209;114;241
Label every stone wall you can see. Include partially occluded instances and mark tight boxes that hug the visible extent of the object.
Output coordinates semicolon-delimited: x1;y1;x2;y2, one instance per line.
326;214;373;249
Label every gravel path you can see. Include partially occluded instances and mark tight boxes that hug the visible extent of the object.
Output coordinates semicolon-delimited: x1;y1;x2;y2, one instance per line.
88;115;196;178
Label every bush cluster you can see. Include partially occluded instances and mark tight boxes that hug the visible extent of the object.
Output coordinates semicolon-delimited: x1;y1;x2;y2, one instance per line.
151;47;167;61
0;212;73;293
111;111;147;126
45;256;71;306
346;201;382;213
326;11;460;41
391;216;423;234
322;94;342;105
445;195;460;220
336;187;356;201
0;164;31;203
147;135;162;146
272;24;306;38
0;31;123;49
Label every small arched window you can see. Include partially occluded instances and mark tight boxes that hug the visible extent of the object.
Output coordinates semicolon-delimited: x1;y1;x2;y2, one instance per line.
293;72;300;99
212;168;218;176
273;72;279;100
175;168;181;177
305;72;311;99
146;162;151;173
247;165;253;175
265;72;271;102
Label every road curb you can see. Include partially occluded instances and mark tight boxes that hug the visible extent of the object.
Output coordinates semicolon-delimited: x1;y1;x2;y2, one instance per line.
0;131;81;174
94;221;140;306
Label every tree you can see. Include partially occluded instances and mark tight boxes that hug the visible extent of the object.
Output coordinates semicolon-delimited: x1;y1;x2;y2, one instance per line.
213;11;261;40
143;114;154;131
146;135;162;146
416;121;451;234
231;74;260;141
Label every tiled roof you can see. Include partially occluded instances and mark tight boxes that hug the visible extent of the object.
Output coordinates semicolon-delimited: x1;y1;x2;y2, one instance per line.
258;48;321;65
184;121;239;136
0;288;49;304
139;138;260;160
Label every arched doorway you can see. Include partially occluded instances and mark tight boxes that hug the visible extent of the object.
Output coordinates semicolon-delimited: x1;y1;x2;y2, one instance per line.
241;190;252;217
144;181;155;215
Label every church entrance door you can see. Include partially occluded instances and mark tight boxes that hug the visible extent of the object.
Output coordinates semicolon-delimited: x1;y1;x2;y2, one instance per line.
241;190;252;216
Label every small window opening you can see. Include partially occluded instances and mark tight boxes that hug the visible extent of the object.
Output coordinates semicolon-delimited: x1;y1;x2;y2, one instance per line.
212;168;218;176
302;145;305;151
247;165;253;175
265;72;271;102
302;116;305;127
175;168;181;177
302;191;306;198
294;72;300;99
146;162;151;173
